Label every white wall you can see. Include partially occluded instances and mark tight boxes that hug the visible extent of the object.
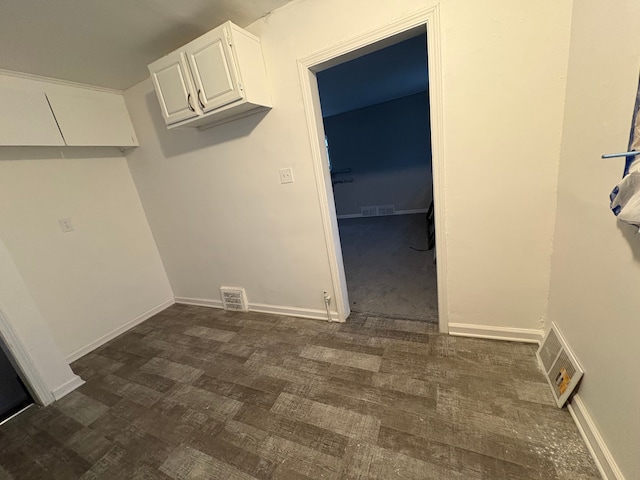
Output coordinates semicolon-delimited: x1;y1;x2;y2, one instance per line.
0;74;173;360
0;237;78;402
125;0;571;330
439;0;571;333
547;0;640;477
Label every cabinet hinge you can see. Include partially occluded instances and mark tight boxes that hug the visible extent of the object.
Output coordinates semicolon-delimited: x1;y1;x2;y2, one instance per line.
226;32;233;48
238;82;244;92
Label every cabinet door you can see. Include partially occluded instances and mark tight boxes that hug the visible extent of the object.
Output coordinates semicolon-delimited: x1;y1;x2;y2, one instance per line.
0;88;65;146
46;92;138;147
185;27;243;113
148;52;199;125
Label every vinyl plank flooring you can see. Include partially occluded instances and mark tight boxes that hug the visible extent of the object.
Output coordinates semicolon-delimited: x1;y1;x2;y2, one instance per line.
258;434;343;480
271;392;381;442
184;426;278;480
160;444;258;480
53;391;109;427
139;356;204;383
300;345;382;372
0;305;599;479
235;405;350;458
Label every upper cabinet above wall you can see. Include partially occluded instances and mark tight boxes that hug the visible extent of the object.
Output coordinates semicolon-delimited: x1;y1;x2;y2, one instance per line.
0;88;65;146
0;79;138;148
148;21;272;130
47;92;138;147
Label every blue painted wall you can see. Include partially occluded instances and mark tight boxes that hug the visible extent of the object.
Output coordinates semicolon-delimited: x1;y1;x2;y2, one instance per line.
323;91;432;216
317;34;428;117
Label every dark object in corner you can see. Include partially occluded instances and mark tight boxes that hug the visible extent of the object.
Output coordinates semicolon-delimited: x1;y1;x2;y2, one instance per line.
426;200;435;250
410;201;436;252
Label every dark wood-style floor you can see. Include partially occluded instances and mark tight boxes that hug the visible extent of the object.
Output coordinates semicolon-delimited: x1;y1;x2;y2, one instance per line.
0;305;599;479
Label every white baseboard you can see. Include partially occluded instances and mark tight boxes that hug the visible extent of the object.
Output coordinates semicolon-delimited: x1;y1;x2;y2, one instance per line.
448;322;542;344
51;374;85;400
337;208;429;219
174;296;223;309
568;394;624;480
250;302;340;322
174;297;341;322
65;297;175;363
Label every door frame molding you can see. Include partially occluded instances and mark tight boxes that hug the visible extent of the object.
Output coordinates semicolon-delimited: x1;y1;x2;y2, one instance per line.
296;5;449;331
0;306;55;405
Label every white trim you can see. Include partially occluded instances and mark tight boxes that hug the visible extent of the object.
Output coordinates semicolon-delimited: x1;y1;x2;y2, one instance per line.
297;65;350;322
0;307;55;405
0;68;123;94
337;208;429;219
175;297;341;323
250;302;340;322
568;394;625;480
297;6;447;332
175;296;223;309
448;322;543;344
424;8;449;335
65;297;174;363
51;375;85;401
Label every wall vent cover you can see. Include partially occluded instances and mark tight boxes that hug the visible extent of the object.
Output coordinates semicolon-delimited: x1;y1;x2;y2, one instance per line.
361;206;377;217
378;204;395;216
536;322;584;407
220;287;248;312
361;204;395;217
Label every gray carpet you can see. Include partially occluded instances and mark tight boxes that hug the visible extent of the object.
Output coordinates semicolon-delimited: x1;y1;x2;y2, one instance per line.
338;214;438;322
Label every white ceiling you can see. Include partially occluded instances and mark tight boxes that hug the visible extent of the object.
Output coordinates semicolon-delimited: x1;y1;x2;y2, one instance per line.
0;0;295;91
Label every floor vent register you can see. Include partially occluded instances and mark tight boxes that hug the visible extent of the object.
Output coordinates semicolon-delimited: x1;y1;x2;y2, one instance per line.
537;322;584;407
220;287;249;312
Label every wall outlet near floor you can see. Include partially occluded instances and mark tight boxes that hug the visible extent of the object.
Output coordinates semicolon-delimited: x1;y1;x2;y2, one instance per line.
58;218;75;233
279;167;294;184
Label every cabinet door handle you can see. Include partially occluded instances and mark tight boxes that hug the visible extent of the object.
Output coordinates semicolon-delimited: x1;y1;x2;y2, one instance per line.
197;89;206;109
187;93;195;112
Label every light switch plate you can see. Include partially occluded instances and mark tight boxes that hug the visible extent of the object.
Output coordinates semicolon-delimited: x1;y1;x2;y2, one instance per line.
58;218;75;233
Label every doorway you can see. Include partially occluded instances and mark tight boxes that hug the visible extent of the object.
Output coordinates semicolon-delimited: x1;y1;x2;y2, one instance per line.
297;7;447;330
317;34;437;321
0;337;32;423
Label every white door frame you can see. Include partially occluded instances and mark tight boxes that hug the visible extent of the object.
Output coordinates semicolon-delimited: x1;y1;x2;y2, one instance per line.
297;6;449;332
0;306;55;405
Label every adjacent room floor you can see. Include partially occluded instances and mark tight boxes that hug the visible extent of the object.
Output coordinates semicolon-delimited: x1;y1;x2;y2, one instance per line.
338;214;438;321
0;304;598;479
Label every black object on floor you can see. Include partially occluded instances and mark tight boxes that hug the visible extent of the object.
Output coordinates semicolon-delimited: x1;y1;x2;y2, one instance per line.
0;340;32;423
426;200;436;251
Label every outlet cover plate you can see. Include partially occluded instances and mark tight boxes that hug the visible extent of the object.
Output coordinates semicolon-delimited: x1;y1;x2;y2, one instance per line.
279;168;294;184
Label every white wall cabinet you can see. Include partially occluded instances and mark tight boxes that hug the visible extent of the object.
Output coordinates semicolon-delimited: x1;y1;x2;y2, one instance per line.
0;88;65;146
147;52;199;125
149;21;272;130
46;92;138;147
0;85;138;148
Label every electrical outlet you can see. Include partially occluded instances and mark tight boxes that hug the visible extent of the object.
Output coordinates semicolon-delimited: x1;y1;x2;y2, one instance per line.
279;167;294;184
58;218;75;233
